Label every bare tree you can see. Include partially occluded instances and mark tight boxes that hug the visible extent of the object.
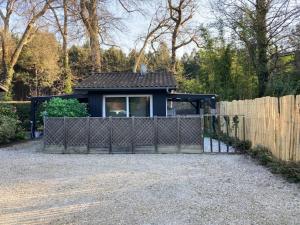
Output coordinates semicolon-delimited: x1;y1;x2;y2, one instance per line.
0;0;54;93
50;0;72;93
167;0;201;73
79;0;101;71
133;6;171;73
71;0;142;72
212;0;300;96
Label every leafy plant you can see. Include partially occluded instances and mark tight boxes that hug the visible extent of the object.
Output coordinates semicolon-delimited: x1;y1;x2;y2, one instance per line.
0;116;19;143
0;104;18;119
0;102;32;130
42;98;88;117
0;103;26;144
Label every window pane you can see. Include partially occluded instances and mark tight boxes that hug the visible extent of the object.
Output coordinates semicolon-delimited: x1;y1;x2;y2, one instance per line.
105;97;127;117
129;97;150;117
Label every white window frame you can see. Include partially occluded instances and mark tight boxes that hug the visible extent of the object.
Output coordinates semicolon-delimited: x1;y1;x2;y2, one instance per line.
103;95;153;117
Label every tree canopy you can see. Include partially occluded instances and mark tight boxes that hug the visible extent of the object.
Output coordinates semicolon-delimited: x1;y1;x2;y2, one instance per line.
0;0;298;101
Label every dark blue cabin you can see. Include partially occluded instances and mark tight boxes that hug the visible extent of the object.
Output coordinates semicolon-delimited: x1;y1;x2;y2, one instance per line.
30;71;216;137
75;71;176;117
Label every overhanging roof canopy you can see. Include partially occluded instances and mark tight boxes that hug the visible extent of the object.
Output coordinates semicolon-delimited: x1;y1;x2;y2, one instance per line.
75;71;177;90
30;93;88;101
168;93;216;102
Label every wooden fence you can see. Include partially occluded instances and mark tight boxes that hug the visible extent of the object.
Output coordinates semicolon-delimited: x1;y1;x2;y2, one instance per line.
218;95;300;161
43;116;203;154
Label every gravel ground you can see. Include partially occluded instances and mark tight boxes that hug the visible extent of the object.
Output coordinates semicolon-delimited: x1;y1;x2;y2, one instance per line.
0;141;299;225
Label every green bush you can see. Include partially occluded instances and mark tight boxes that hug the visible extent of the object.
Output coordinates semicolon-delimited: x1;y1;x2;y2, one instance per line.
0;116;19;143
13;102;31;130
0;104;18;119
0;102;31;130
0;103;27;144
42;98;88;117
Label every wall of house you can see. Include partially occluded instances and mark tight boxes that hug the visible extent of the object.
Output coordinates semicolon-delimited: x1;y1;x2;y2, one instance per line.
87;90;167;117
153;92;167;116
88;92;103;117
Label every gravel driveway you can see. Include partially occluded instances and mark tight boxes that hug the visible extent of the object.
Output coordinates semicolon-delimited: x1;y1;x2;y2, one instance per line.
0;141;299;225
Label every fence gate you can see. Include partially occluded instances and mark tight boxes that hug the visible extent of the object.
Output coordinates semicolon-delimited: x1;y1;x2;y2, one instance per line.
202;115;245;153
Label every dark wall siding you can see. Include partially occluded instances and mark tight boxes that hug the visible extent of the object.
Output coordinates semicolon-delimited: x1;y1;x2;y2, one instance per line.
153;92;167;116
88;92;102;117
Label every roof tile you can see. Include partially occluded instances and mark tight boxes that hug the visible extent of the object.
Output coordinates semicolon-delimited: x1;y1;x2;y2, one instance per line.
75;71;177;89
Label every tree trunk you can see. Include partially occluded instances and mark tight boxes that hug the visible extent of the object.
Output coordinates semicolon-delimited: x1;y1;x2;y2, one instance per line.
169;0;182;73
133;53;142;73
62;0;72;93
0;20;10;86
62;0;69;70
89;0;101;71
80;0;101;72
89;30;101;71
170;19;180;73
2;66;14;90
256;0;269;97
133;38;149;73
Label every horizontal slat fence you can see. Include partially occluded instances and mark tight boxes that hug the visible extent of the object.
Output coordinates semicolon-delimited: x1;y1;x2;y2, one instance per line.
44;116;203;154
218;95;300;161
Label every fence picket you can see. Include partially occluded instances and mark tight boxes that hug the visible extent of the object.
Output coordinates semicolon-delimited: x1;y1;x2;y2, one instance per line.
131;116;135;154
218;95;300;162
177;116;181;153
63;117;66;153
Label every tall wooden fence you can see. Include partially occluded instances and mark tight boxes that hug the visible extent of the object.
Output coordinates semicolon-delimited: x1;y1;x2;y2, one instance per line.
43;116;203;154
218;95;300;161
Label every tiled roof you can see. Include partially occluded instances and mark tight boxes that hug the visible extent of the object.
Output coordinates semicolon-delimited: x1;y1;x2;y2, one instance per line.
75;71;177;90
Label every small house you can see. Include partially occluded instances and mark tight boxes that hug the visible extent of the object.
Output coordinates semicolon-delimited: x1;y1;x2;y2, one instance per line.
75;71;177;117
30;71;216;137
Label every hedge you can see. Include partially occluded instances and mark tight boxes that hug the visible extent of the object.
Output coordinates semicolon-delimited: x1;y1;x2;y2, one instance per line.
0;103;26;144
0;101;31;131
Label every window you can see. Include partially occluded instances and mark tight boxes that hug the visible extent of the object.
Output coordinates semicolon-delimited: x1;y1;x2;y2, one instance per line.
129;96;150;117
104;95;152;117
105;97;127;117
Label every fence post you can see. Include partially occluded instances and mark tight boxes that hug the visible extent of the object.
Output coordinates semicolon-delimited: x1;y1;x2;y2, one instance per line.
226;116;229;153
201;116;204;152
63;117;67;153
217;115;221;152
210;116;213;152
87;117;90;154
154;116;158;153
131;116;135;154
177;116;181;153
43;116;46;151
243;116;246;142
109;116;112;154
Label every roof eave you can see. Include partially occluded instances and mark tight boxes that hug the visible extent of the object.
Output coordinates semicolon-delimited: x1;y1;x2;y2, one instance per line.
74;86;177;91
